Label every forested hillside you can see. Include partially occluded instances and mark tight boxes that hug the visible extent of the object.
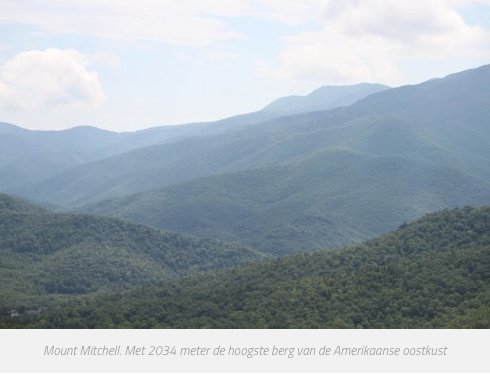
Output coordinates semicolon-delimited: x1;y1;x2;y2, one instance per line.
0;193;264;315
0;192;45;213
18;206;490;329
83;150;490;255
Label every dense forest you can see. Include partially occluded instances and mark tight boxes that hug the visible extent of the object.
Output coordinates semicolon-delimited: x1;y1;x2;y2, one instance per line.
0;193;265;317
11;206;490;329
82;150;490;256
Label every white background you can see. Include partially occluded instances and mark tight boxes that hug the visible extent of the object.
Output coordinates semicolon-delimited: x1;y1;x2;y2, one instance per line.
1;329;488;373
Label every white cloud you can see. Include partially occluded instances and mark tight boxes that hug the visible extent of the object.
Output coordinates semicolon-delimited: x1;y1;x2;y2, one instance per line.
0;48;106;111
0;0;241;48
0;0;326;47
449;0;490;6
262;0;490;85
226;0;323;26
1;0;489;88
88;51;121;68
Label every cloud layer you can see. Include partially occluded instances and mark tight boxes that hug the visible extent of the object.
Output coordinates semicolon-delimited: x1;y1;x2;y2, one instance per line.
272;0;490;84
1;1;489;84
0;48;105;111
0;0;242;47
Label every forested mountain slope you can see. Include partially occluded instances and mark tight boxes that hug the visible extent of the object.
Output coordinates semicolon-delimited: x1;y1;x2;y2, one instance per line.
0;194;264;313
83;150;490;255
0;192;46;214
13;65;490;207
21;206;490;328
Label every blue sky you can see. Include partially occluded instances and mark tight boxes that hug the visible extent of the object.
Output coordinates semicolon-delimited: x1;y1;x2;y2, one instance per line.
1;0;490;132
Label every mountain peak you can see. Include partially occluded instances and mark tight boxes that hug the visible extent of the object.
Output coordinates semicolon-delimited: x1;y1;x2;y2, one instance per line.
261;83;389;115
0;122;31;136
61;125;118;135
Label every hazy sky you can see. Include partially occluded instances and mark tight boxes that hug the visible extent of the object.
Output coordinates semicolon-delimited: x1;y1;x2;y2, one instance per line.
1;0;490;132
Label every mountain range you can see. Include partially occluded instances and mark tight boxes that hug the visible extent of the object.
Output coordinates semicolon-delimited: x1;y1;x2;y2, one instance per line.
0;83;388;192
6;64;489;256
1;64;490;328
3;65;490;256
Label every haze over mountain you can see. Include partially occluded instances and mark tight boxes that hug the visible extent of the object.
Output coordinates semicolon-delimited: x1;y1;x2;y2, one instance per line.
261;83;389;115
0;123;122;190
8;64;488;254
12;65;490;209
0;83;386;192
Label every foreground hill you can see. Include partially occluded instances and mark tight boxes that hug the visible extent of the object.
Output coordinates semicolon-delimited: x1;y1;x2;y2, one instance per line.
0;193;264;312
21;206;490;328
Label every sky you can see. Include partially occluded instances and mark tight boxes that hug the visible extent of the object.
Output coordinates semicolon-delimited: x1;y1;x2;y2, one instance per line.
1;0;490;132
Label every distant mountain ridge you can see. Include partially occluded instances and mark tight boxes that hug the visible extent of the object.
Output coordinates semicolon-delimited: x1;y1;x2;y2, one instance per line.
0;123;123;190
261;83;389;115
0;83;386;191
12;65;490;207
